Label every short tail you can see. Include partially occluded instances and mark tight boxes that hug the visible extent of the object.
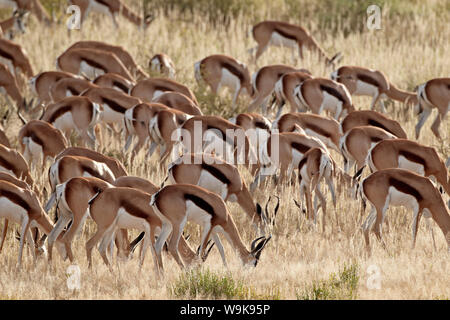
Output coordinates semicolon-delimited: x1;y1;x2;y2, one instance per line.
194;61;203;83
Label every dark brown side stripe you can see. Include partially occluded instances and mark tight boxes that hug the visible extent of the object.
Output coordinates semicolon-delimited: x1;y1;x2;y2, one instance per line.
68;86;80;96
184;193;215;216
120;199;149;219
102;97;127;114
81;165;103;180
82;57;106;72
389;177;422;201
30;132;44;148
0;155;14;172
370;136;383;143
273;27;298;41
291;142;311;154
357;73;379;87
255;121;270;131
113;81;129;93
0;47;14;62
221;62;245;83
367;119;396;136
206;125;234;145
49;105;71;124
298;156;307;171
320;85;346;103
399;150;426;166
0;189;30;211
304;122;331;138
201;163;231;185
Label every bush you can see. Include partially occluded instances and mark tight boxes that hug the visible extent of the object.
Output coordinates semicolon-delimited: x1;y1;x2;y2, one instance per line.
297;263;360;300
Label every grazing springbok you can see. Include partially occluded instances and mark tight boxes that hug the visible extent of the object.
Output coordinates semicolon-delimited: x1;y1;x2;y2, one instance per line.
149;53;176;79
250;132;329;191
0;36;34;83
248;65;309;113
366;139;450;196
331;66;418;112
29;71;82;107
57;47;133;81
273;112;342;152
294;77;354;120
153;92;202;116
39;96;101;148
341;110;407;139
360;168;450;253
86;186;198;271
0;180;67;268
0;9;29;40
18;119;68;168
194;54;253;109
150;184;272;272
297;147;337;232
130;78;198;105
66;41;148;79
0;143;35;189
93;73;136;94
415;77;449;139
0;0;50;24
0;62;31;111
68;0;153;29
273;71;313;116
250;20;342;67
165;153;271;237
340;126;397;174
49;77;97;102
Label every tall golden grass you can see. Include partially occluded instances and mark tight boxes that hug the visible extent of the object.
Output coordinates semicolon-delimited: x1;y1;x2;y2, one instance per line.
0;0;448;299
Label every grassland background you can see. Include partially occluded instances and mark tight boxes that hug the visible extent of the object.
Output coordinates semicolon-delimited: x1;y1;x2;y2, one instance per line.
0;0;448;300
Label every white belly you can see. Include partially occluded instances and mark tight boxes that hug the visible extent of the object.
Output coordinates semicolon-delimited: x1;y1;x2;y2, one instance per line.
152;90;164;100
270;32;298;48
203;130;234;160
100;104;124;125
353;80;379;96
0;197;27;223
89;0;112;15
80;60;104;79
388;186;419;212
0;166;16;176
186;200;212;226
291;148;305;168
398;155;425;176
320;92;341;113
52;111;75;132
197;170;228;199
0;56;14;75
23;137;43;163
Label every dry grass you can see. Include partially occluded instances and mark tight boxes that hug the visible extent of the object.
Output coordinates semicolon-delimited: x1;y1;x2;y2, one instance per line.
0;1;449;300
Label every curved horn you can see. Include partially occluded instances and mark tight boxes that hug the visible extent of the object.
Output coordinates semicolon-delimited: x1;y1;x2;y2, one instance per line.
254;236;272;260
271;196;280;226
129;232;145;253
251;236;266;252
202;241;215;261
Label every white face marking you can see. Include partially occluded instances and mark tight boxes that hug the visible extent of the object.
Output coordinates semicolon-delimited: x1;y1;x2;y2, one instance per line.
0;196;28;223
185;200;212;225
398;155;425;175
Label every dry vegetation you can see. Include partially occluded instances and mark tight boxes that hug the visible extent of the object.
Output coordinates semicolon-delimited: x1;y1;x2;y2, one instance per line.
0;0;448;300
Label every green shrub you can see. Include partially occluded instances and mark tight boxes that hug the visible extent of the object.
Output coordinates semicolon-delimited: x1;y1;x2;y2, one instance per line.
297;263;360;300
170;268;247;299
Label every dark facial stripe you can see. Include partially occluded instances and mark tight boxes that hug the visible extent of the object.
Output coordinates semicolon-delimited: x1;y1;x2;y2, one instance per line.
83;58;106;72
273;27;298;41
367;119;396;136
221;62;245;83
0;189;30;211
113;81;129;93
320;85;345;103
201;163;231;185
357;74;379;88
389;177;423;201
184;193;215;216
291;142;311;154
399;150;426;166
102;97;127;114
49;105;71;124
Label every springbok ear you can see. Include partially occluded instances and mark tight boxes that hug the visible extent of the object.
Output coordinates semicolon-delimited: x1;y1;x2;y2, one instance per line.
129;232;145;253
